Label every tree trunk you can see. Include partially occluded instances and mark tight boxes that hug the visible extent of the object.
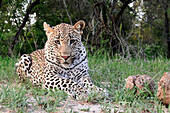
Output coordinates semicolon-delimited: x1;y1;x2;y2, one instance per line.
115;0;133;24
0;0;2;8
164;1;170;58
62;0;72;25
7;0;40;57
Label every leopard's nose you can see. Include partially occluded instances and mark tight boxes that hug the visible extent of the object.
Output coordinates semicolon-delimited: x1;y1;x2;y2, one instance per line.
61;56;70;60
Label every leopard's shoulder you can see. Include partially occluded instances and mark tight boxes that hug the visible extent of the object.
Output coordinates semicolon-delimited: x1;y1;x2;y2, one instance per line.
30;49;45;65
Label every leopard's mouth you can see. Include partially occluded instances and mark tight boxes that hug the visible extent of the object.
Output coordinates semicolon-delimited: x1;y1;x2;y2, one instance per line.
57;55;76;67
63;62;69;64
60;58;74;65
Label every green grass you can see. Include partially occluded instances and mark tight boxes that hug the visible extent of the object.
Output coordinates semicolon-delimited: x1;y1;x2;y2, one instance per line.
0;54;170;112
0;85;28;112
0;56;17;82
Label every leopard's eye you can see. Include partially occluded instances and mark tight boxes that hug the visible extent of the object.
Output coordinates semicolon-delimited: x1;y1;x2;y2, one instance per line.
70;39;76;45
55;40;60;45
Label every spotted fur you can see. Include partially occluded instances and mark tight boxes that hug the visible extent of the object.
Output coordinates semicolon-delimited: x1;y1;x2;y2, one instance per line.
16;21;103;99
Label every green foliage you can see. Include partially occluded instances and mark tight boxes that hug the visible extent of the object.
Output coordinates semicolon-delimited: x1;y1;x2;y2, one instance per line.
14;24;46;55
0;0;169;58
0;32;14;56
144;44;165;58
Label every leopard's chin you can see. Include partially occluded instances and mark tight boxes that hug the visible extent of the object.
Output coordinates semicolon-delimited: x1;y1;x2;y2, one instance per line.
61;62;72;68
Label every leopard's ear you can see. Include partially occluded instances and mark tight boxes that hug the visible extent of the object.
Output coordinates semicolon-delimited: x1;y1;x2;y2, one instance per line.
73;20;85;34
43;22;55;38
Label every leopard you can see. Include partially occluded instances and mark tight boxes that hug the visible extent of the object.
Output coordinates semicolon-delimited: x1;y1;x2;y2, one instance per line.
16;20;105;99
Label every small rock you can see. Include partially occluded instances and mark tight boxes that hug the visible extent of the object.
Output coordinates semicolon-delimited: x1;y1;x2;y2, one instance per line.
125;75;155;95
157;72;170;105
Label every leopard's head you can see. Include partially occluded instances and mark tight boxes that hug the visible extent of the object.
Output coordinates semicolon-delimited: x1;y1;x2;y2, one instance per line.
44;20;87;68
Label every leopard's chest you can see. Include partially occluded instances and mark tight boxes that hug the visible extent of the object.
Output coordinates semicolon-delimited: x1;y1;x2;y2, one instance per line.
55;67;88;81
46;60;89;83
